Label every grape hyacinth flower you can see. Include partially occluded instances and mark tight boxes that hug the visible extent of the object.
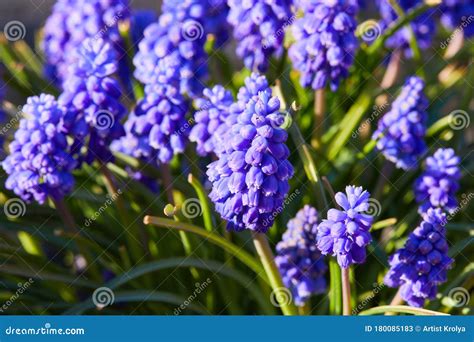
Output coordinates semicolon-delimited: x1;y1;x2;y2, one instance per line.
189;85;234;157
414;148;461;214
133;0;209;97
2;94;76;204
289;0;359;90
112;56;189;165
130;9;158;46
206;74;294;232
275;205;327;306
384;208;453;307
373;76;428;170
227;0;293;72
317;186;374;268
376;0;436;57
59;38;126;164
440;1;474;38
42;0;130;83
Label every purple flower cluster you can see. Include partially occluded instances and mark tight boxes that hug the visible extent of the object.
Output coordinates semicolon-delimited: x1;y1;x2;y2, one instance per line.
414;148;461;214
59;38;126;164
189;85;234;157
384;208;453;307
289;0;359;91
440;1;474;38
206;74;294;233
42;0;130;83
2;95;76;204
275;205;327;306
112;56;189;165
376;0;436;57
133;0;210;97
317;186;373;268
373;76;428;170
227;0;293;72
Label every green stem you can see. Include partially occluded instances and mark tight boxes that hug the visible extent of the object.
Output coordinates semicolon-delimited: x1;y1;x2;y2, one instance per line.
341;267;351;316
251;232;298;316
187;174;214;233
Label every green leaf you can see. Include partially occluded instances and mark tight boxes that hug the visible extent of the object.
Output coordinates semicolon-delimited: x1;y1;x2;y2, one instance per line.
358;305;449;316
104;257;275;314
64;290;207;315
143;216;268;284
